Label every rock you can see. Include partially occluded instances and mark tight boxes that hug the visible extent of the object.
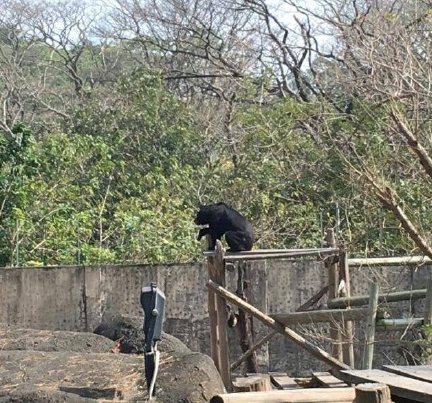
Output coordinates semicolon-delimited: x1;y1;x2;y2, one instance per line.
0;350;145;402
0;326;115;353
156;351;226;403
93;314;190;355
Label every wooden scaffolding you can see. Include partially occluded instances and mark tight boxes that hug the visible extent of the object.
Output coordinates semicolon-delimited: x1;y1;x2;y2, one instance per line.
204;231;432;396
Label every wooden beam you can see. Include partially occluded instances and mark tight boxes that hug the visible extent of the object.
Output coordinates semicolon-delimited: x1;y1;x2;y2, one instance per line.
362;283;379;370
210;387;356;403
270;307;387;325
328;288;427;309
207;280;351;371
347;255;432;266
297;285;329;311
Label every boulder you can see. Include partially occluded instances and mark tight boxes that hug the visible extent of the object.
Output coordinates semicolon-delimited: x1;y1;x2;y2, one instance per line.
0;325;225;403
93;314;191;355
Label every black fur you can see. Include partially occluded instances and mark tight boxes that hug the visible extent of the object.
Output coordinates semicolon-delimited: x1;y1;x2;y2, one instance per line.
194;202;254;252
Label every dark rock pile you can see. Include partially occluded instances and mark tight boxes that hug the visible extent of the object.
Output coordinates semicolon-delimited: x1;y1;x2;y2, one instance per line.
0;318;224;403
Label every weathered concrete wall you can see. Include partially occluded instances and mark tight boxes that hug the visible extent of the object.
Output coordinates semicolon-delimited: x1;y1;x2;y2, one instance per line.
1;259;431;375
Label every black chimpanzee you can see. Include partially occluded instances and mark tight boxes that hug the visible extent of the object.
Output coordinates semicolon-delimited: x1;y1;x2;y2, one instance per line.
194;202;254;252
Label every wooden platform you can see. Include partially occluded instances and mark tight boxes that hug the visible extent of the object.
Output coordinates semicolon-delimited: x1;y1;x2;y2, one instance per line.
339;365;432;402
213;366;432;402
211;371;354;402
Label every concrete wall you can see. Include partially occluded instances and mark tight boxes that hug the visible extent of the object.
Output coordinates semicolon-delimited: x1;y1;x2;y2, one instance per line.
1;259;431;375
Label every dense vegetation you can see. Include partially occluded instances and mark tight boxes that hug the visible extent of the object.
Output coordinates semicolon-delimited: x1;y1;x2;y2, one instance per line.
1;0;432;266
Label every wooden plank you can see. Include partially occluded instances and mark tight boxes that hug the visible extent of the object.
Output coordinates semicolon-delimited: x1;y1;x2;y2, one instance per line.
340;369;432;402
328;288;427;309
270;308;387;325
210;387;356;403
207;279;351;371
312;371;348;388
382;365;432;383
347;255;432;266
269;372;300;389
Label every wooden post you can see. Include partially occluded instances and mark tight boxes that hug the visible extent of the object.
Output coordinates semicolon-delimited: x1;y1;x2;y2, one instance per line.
424;279;432;325
339;246;355;368
362;282;379;370
326;229;343;361
207;240;231;391
355;383;391;403
236;261;258;373
207;279;351;370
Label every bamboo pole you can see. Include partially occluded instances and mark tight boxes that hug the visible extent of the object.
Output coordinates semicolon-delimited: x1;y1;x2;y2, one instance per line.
210;387;356;403
207;240;231;391
361;283;379;370
270;307;387;325
376;318;423;331
328;288;427;309
347;255;432;266
339;247;355;368
203;247;339;257
424;279;432;325
207;280;351;371
223;249;338;261
236;261;257;373
326;229;343;362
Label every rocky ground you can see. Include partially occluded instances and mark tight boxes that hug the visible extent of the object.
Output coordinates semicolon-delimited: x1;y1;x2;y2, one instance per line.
0;317;225;403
